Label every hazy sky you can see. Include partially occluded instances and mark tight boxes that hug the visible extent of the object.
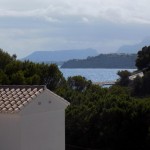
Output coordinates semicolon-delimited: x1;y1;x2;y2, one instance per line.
1;0;150;58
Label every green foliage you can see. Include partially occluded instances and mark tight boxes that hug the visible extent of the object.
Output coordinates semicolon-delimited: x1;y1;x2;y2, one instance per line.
66;95;150;150
116;46;150;96
116;70;131;86
0;49;64;91
0;49;13;70
0;70;9;84
67;76;92;92
11;71;26;85
30;74;41;85
56;73;150;149
142;71;150;94
136;46;150;70
131;76;143;96
43;64;65;90
5;61;23;75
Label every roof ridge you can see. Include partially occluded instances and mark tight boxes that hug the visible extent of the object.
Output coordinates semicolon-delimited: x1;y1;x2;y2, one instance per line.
0;85;46;90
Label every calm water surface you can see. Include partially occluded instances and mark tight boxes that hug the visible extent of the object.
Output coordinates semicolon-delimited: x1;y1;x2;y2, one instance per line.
60;68;135;82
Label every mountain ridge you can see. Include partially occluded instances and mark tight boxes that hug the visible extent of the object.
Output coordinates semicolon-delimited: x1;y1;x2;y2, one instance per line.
21;48;98;62
117;37;150;53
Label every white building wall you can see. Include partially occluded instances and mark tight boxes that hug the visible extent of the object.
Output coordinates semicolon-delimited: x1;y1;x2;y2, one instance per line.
21;110;65;150
20;90;67;150
0;89;68;150
20;90;68;115
0;114;21;150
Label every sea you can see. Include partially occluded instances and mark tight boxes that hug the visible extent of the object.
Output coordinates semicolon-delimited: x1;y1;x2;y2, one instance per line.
60;68;136;82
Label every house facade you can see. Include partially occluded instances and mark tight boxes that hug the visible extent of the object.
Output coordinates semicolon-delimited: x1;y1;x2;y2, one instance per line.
0;85;69;150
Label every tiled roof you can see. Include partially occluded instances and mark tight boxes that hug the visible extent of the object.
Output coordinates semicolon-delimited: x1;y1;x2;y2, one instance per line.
0;85;45;114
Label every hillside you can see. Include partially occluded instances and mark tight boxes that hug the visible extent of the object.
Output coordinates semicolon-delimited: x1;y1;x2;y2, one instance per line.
61;53;137;68
21;48;98;62
117;37;150;53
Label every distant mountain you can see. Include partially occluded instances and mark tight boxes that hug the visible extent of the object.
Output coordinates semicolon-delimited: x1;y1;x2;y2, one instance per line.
22;49;98;62
61;53;137;69
117;37;150;54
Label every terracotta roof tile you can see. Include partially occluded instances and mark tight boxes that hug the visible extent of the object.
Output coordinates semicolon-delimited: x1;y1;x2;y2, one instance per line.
0;85;45;114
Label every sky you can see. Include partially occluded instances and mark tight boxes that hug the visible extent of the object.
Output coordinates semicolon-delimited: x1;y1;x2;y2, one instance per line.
1;0;150;58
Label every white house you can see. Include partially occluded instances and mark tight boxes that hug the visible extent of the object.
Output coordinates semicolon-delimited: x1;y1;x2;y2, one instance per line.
0;85;69;150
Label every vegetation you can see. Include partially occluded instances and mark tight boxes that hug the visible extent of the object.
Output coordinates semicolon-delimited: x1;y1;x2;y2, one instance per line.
0;48;65;91
0;47;150;150
136;46;150;70
117;46;150;96
58;78;150;150
61;53;137;69
60;47;150;150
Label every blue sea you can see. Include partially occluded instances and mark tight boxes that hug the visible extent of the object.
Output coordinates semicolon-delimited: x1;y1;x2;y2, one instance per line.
60;68;136;82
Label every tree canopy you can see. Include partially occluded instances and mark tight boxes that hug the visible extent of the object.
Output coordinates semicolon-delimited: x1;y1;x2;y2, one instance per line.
136;46;150;70
0;49;14;70
0;50;64;91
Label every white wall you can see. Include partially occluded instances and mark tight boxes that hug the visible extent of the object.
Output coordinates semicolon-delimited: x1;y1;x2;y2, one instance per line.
0;114;21;150
20;90;68;115
0;90;68;150
21;110;65;150
20;90;67;150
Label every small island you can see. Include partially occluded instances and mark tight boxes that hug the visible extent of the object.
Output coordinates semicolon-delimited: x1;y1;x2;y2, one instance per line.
61;53;137;68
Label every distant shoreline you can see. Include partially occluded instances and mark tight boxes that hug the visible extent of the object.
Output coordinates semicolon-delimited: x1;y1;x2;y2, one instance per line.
60;67;136;69
61;53;137;69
